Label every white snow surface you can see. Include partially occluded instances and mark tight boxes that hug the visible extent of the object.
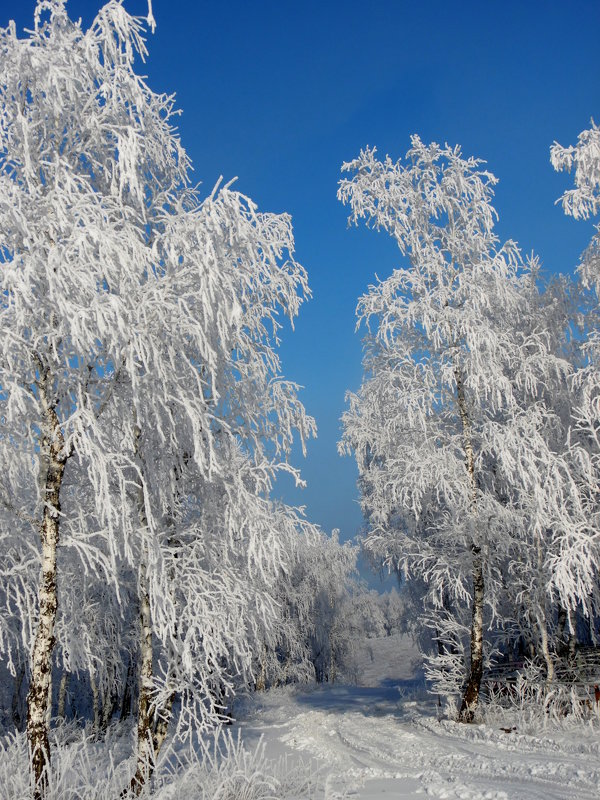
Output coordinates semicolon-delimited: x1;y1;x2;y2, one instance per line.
235;635;600;799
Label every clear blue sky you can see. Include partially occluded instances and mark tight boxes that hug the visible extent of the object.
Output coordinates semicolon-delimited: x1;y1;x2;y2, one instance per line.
4;0;599;547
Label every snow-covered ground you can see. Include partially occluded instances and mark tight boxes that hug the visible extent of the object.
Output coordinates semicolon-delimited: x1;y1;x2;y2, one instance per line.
235;635;600;799
2;635;600;799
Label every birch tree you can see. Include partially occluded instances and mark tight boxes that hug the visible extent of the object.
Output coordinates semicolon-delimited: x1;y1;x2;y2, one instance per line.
338;137;536;721
109;180;314;794
0;1;314;795
488;272;586;683
0;2;181;790
550;120;600;625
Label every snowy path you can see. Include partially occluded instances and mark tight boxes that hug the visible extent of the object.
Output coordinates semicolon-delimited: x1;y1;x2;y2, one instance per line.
238;684;600;798
235;636;600;799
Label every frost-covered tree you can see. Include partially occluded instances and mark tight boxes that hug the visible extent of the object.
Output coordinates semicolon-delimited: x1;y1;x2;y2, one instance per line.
338;137;547;721
551;120;600;294
487;272;586;681
109;178;314;792
550;120;600;631
286;529;359;685
0;1;314;796
249;524;359;690
0;2;178;788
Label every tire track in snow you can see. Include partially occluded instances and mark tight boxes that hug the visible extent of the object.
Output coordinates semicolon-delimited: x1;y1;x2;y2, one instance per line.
264;691;600;799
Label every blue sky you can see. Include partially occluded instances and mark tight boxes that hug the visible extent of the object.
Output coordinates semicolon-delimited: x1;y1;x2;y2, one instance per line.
4;0;599;550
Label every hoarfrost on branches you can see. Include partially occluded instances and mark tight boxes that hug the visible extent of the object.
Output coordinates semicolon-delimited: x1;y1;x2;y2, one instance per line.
0;1;317;794
338;136;589;720
551;120;600;294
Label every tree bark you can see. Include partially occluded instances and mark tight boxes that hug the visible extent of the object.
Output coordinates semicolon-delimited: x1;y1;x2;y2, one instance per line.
455;367;485;724
556;606;568;658
129;420;156;797
151;691;175;756
27;388;69;800
330;648;337;685
256;643;267;691
150;487;181;756
567;608;577;665
534;532;554;686
459;545;484;722
120;657;134;722
90;668;101;733
101;670;118;732
128;430;187;794
129;556;155;796
537;608;554;685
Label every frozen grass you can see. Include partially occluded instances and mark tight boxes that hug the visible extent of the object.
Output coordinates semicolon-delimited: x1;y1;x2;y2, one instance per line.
0;721;130;800
0;722;319;800
477;662;600;735
152;732;318;800
479;686;600;735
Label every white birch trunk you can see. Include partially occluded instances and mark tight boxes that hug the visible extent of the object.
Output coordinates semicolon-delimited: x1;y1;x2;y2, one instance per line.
45;666;53;731
537;608;555;686
129;421;156;796
455;367;485;724
151;691;174;757
567;608;577;664
26;380;69;800
150;492;180;756
535;531;554;686
130;556;154;795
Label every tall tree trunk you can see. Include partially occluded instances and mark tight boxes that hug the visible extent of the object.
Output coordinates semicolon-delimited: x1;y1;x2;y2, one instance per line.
151;691;175;757
557;606;568;658
150;622;178;754
330;650;336;684
120;657;134;722
556;605;577;663
256;643;267;691
455;367;485;724
534;532;554;686
150;605;177;756
27;389;69;800
101;667;118;732
151;488;181;756
129;422;156;797
537;608;554;685
567;607;577;665
128;430;184;794
129;556;155;796
459;546;484;722
45;664;53;731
